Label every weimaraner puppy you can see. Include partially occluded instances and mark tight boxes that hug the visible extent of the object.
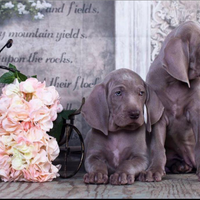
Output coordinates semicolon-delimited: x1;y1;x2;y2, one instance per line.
139;21;200;182
81;68;164;185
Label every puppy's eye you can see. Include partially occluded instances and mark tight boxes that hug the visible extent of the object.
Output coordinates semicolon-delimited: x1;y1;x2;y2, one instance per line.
139;91;145;96
115;91;122;96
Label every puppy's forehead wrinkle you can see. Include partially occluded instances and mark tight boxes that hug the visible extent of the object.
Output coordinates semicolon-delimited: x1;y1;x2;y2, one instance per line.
103;69;144;85
105;75;144;91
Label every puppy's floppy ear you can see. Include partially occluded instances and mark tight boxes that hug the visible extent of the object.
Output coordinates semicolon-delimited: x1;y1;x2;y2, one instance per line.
161;37;190;87
81;84;109;135
145;83;164;132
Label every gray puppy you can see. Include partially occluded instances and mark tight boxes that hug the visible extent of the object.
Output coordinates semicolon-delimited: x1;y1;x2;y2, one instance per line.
140;21;200;182
81;68;164;185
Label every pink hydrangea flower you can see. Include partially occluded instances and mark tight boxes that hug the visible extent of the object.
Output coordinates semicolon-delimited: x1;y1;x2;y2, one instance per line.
0;78;63;182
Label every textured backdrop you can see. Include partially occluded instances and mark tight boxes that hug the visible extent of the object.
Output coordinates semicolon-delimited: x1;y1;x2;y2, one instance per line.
0;0;200;143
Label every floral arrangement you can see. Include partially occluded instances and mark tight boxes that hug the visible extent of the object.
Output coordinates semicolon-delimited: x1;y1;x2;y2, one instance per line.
0;64;63;182
0;0;52;21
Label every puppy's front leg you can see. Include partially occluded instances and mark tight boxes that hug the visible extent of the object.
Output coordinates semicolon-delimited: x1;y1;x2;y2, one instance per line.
110;155;148;185
139;114;167;182
84;153;108;184
188;107;200;180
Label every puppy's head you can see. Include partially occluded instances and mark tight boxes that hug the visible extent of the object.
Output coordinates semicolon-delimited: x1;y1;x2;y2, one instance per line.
82;68;164;135
105;69;146;132
161;21;200;87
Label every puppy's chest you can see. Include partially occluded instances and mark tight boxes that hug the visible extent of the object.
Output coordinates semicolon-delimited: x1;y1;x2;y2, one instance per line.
105;136;132;168
163;86;191;119
111;148;121;168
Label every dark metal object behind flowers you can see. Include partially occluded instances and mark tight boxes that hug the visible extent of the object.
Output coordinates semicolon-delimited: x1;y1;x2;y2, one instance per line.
0;39;13;53
0;39;15;72
58;98;85;178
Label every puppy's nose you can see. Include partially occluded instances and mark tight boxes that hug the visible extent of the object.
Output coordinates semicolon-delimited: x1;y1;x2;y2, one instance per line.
129;110;140;120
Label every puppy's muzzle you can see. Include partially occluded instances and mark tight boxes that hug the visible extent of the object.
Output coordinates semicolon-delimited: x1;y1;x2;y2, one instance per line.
129;110;140;120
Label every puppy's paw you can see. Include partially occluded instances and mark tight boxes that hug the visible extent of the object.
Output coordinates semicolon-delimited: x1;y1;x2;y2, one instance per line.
84;172;108;184
138;168;165;182
171;161;193;174
109;173;135;185
196;169;200;181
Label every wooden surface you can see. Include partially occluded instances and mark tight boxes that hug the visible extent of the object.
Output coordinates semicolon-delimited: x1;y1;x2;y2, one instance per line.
0;172;200;199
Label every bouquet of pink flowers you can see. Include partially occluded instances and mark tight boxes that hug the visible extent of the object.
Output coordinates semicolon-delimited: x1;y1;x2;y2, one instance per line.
0;71;63;182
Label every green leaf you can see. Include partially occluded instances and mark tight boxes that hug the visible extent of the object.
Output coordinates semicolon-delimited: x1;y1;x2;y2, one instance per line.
31;75;37;78
9;64;28;82
48;113;66;143
17;72;27;82
0;71;15;84
9;63;17;71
